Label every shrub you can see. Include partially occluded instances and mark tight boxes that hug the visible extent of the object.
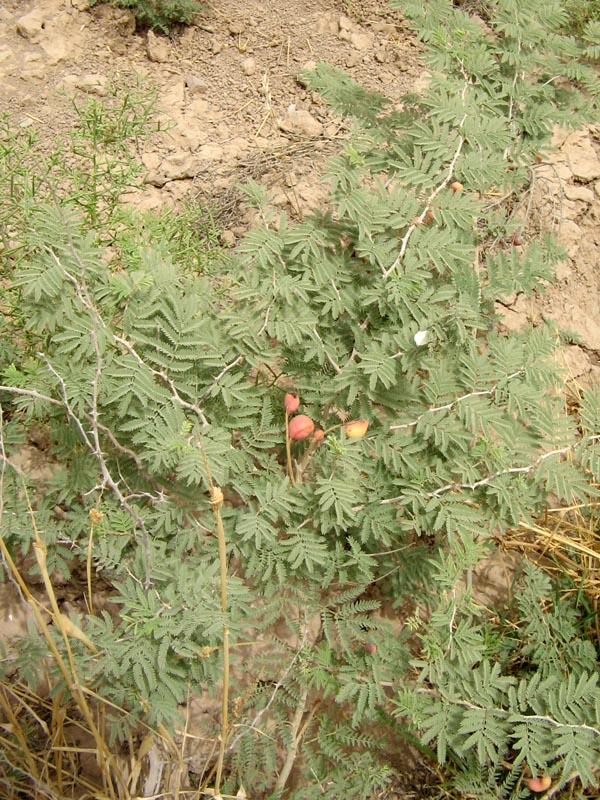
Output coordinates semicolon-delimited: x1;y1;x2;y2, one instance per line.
1;1;600;798
90;0;204;33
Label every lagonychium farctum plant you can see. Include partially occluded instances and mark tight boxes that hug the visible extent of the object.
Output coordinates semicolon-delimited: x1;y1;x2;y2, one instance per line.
1;1;600;799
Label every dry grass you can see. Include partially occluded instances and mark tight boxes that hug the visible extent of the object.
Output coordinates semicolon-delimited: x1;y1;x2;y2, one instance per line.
504;501;600;640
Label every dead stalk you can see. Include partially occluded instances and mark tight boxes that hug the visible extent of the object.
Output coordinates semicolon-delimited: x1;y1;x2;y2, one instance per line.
274;687;310;797
285;410;296;486
10;486;123;799
197;440;231;798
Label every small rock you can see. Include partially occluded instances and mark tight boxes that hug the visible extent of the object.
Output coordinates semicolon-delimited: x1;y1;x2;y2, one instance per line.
242;57;257;76
145;152;198;187
346;53;361;68
339;15;353;31
16;9;45;40
212;40;223;54
302;60;317;72
120;186;163;212
94;6;136;35
221;230;236;247
185;75;207;95
563;183;594;204
535;161;572;183
278;108;323;138
374;48;387;63
314;12;339;34
350;30;375;50
229;20;245;35
562;132;600;181
146;30;170;63
74;73;109;96
372;21;397;35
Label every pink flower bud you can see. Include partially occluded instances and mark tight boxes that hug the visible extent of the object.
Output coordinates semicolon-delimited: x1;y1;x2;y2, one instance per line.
288;414;315;441
284;392;300;413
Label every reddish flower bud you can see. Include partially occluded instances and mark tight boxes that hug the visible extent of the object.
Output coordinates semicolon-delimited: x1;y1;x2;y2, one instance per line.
450;181;464;193
363;641;377;654
312;428;324;442
284;392;300;413
288;414;315;441
345;420;369;439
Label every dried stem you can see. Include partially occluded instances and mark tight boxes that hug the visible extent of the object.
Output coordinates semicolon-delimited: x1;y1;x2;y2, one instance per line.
285;410;296;486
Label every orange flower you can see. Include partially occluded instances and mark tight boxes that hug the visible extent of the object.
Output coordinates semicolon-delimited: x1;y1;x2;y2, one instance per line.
345;420;369;439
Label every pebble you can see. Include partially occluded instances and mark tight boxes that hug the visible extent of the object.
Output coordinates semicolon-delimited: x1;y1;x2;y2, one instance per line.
350;30;375;50
242;57;257;76
278;107;323;138
16;9;45;40
74;73;109;96
146;30;170;63
314;12;339;34
185;75;208;95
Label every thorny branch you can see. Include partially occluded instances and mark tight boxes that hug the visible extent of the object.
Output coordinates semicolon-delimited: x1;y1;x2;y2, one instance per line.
389;371;524;432
379;436;600;507
415;687;600;739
